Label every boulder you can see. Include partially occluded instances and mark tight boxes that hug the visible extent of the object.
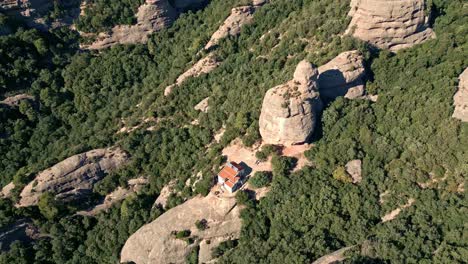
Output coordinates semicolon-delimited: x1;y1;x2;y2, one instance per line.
346;0;435;51
205;6;256;50
88;0;176;49
121;193;241;264
452;68;468;122
318;51;366;100
18;148;129;207
345;159;362;183
164;53;220;96
259;60;322;146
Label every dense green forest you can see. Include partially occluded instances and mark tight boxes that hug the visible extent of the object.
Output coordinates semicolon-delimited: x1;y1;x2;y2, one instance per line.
77;0;145;33
0;0;466;263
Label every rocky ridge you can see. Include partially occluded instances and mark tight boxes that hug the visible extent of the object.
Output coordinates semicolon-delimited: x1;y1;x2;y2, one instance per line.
259;60;322;146
121;193;241;264
346;0;435;51
205;0;268;50
164;53;220;96
452;68;468;122
18;148;129;207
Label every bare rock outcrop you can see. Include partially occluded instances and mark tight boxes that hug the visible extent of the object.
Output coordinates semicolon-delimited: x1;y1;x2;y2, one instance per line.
346;0;435;51
318;51;366;100
194;97;210;112
381;198;415;223
345;159;362;183
121;193;241;264
153;180;176;209
0;94;35;107
452;68;468;122
259;60;322;146
312;246;357;264
1;182;15;199
204;6;256;50
164;53;220;96
18;148;129;207
88;0;176;49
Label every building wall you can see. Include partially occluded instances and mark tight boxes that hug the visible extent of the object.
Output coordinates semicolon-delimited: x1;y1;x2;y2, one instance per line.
217;175;225;184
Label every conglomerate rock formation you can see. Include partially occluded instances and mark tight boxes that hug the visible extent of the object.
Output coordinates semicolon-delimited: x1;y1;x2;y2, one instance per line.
318;50;366;100
18;148;129;207
121;193;241;264
164;53;220;96
346;0;435;51
259;60;322;146
205;4;257;50
452;68;468;122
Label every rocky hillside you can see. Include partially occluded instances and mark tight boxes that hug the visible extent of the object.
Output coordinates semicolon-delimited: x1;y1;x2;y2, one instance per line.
0;0;466;263
18;148;129;207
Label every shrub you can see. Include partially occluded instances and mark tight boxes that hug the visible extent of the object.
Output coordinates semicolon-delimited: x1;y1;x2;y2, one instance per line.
250;171;272;188
195;219;208;230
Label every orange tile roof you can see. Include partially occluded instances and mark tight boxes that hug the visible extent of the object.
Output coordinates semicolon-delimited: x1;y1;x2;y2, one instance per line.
224;180;235;188
219;166;239;183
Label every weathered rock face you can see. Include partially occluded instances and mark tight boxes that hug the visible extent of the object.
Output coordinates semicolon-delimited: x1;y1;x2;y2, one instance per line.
452;68;468;122
164;53;220;96
121;193;241;264
18;148;129;207
204;6;256;50
259;61;322;146
318;51;366;100
1;182;15;199
88;0;176;49
346;0;435;51
345;159;362;183
153;180;176;209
